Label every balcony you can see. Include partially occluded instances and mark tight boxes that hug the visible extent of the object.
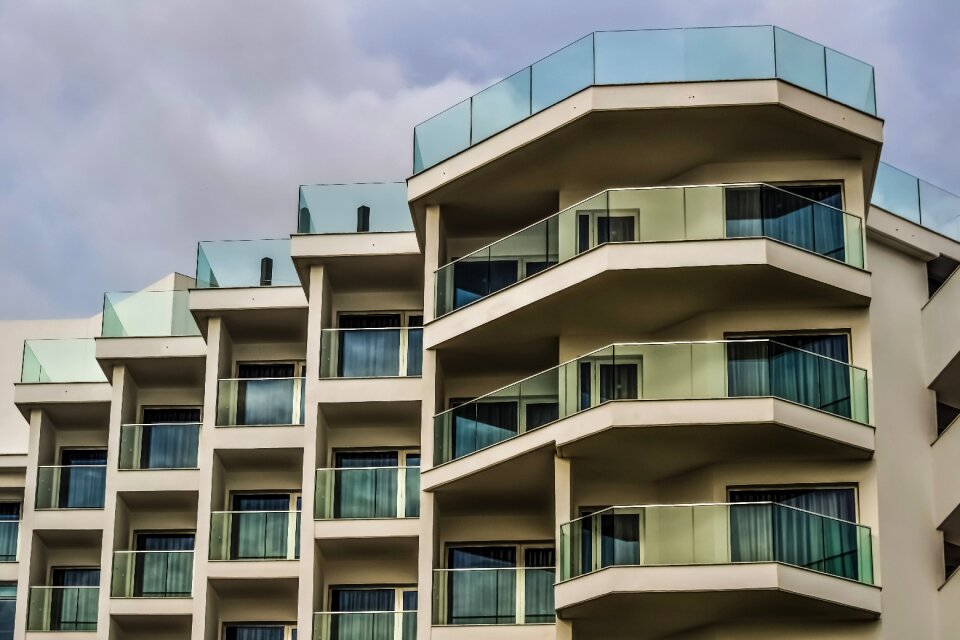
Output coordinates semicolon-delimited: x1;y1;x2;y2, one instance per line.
36;465;106;510
298;183;412;234
414;26;877;174
216;377;305;427
315;466;420;520
432;568;555;625
26;586;98;631
209;510;300;561
436;184;865;318
111;550;194;598
434;340;869;465
101;290;200;338
872;162;960;242
555;503;878;636
196;239;298;289
118;423;201;470
313;611;416;640
20;338;106;384
320;328;423;378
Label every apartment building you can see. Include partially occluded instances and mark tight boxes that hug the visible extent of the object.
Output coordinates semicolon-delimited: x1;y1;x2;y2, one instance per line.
0;24;959;640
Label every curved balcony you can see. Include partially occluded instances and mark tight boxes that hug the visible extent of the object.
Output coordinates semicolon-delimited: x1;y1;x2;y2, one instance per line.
413;27;877;175
433;340;869;467
555;503;879;637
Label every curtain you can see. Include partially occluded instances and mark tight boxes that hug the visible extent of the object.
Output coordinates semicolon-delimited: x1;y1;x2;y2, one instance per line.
0;584;13;640
140;424;200;469
236;363;296;425
330;589;395;640
231;495;291;560
58;450;107;509
338;315;401;377
0;504;18;562
451;401;518;459
134;533;194;597
599;364;639;402
452;260;519;309
729;488;859;580
404;455;420;518
406;316;423;376
333;452;399;518
523;549;555;623
51;568;99;631
447;547;516;624
401;592;417;640
224;625;286;640
526;402;559;430
601;513;640;568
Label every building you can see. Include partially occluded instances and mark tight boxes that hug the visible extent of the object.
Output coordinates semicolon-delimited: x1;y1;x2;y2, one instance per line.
1;24;959;640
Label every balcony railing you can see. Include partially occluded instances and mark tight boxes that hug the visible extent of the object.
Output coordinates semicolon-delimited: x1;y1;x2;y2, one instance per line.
414;26;876;173
872;162;960;242
432;568;555;625
559;502;874;585
196;239;299;288
0;521;18;562
26;586;99;631
435;184;865;316
20;338;106;384
36;465;107;509
101;290;200;338
111;550;194;598
320;328;423;378
315;467;420;520
216;378;305;426
118;423;201;470
434;340;869;464
209;511;301;560
298;183;413;234
313;611;416;640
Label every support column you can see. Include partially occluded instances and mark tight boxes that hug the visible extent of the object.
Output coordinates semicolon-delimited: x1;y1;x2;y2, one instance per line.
554;455;572;640
13;409;46;640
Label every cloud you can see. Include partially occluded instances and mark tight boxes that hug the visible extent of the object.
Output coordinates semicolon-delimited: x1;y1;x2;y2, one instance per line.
0;0;957;319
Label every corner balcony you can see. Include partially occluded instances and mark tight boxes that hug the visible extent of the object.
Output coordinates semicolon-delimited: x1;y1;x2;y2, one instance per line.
26;585;99;632
872;162;960;243
318;328;423;405
96;289;205;386
313;611;416;640
426;340;872;494
427;185;869;354
556;503;879;638
15;338;111;422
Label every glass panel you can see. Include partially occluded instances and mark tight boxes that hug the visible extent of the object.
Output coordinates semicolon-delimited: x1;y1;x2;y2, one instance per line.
773;28;826;95
314;467;410;519
684;26;775;81
471;68;531;144
21;338;106;384
111;551;194;597
102;290;199;337
320;327;421;379
36;466;106;509
196;239;298;288
413;99;471;174
0;587;12;640
825;48;877;114
27;587;99;631
118;424;201;470
919;180;960;241
432;568;554;625
313;611;416;640
216;378;304;426
595;29;684;85
298;183;412;234
531;34;594;113
209;511;299;560
872;162;921;223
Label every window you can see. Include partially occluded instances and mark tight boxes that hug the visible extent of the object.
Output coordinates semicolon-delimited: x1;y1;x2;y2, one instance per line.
223;623;297;640
229;493;301;560
328;587;416;639
136;407;202;470
331;450;420;519
0;583;14;640
443;544;555;625
57;449;107;509
578;356;642;410
132;532;194;597
0;504;19;562
577;507;640;572
576;208;638;252
336;313;423;377
234;362;304;425
50;567;100;631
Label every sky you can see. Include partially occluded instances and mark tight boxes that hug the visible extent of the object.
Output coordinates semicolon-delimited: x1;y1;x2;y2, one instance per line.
0;0;958;320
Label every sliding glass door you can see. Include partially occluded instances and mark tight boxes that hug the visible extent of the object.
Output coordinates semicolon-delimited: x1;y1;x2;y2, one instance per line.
230;494;299;560
133;532;194;597
236;363;298;425
58;450;107;509
138;407;201;469
50;568;99;631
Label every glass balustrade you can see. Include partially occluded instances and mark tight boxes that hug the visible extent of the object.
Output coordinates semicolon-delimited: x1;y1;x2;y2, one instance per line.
434;340;869;464
872;162;960;241
413;26;877;173
101;290;199;338
196;239;299;288
432;568;555;625
26;586;99;631
209;511;301;560
435;184;865;316
36;466;107;509
313;611;416;640
118;423;201;470
320;329;423;378
216;378;305;426
111;551;194;598
20;339;106;384
559;502;874;584
298;183;413;234
315;467;419;520
0;522;17;562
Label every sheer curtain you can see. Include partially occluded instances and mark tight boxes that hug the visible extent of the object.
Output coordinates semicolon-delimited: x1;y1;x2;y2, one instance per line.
330;589;395;640
58;450;107;509
0;504;19;562
51;568;99;631
134;533;194;597
231;495;291;560
447;547;516;624
339;315;401;377
236;363;296;425
334;452;399;518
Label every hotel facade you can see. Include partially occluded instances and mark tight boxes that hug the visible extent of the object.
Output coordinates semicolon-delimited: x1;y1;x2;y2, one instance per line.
0;25;959;640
